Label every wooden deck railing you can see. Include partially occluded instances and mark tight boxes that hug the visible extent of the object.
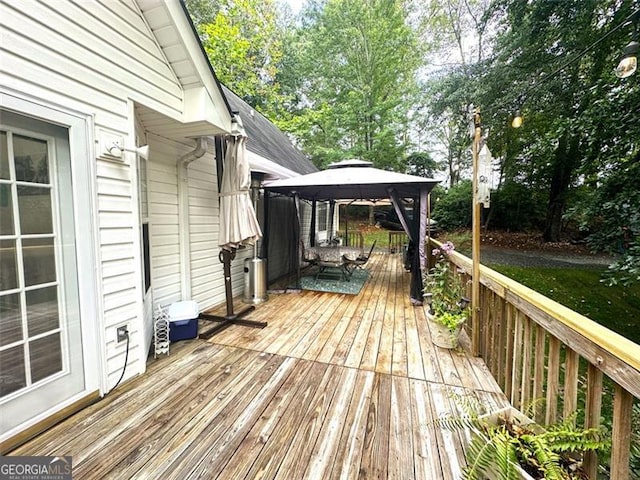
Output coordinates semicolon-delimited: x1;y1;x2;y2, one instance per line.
427;239;640;479
342;230;364;248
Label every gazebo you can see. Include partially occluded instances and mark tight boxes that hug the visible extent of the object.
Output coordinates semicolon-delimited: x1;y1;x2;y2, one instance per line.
264;160;439;303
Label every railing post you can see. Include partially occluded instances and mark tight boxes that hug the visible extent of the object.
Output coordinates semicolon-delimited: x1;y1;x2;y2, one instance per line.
471;107;481;356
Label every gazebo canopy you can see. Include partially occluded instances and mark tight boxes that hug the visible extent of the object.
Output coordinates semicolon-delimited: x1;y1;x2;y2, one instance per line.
264;159;439;200
263;159;440;305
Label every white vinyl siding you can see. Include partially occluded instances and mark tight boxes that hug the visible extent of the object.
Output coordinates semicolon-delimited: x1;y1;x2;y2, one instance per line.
148;141;180;309
0;1;183;130
187;153;224;308
147;138;239;315
0;0;203;387
96;158;141;384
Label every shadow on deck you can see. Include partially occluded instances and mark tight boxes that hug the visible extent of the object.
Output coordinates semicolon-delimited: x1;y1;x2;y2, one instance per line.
11;253;508;479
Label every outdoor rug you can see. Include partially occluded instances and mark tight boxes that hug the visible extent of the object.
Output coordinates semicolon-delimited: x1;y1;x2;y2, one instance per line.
299;268;370;295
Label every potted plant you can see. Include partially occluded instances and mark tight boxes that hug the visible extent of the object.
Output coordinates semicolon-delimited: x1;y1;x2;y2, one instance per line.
435;397;609;480
424;241;470;349
471;407;608;480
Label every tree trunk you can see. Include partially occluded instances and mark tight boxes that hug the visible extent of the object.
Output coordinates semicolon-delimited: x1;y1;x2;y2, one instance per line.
543;133;579;242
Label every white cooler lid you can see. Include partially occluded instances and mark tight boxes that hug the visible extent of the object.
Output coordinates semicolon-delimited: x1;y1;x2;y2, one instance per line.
168;300;199;322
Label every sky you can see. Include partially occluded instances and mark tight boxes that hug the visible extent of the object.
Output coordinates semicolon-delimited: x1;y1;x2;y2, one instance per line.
283;0;304;15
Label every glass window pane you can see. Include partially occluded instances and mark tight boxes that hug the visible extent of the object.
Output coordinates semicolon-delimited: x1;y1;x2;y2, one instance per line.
30;333;62;383
26;286;59;337
0;131;9;179
0;293;23;346
23;238;56;286
13;135;49;184
0;345;26;397
0;239;18;290
0;184;14;235
18;185;52;234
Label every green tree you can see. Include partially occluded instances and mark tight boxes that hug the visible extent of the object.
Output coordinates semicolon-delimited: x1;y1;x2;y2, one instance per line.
185;0;287;116
282;0;423;170
406;152;438;178
432;180;473;230
477;0;638;242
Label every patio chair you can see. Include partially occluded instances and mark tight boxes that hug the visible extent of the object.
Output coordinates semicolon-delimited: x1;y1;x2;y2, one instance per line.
345;240;376;274
301;241;319;267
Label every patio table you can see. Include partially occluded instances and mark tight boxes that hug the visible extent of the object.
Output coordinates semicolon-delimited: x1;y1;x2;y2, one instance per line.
307;245;363;263
306;246;364;281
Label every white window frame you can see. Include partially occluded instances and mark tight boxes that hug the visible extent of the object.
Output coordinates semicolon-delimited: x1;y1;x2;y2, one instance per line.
1;91;103;396
0;128;70;399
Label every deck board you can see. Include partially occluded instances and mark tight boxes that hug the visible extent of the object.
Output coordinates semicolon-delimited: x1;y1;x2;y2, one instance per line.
10;253;509;479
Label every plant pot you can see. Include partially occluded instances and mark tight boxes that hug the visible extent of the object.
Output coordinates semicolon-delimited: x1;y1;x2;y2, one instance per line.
426;311;462;349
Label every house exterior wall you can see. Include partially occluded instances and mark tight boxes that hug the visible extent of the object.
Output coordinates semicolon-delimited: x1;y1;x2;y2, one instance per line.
0;0;231;398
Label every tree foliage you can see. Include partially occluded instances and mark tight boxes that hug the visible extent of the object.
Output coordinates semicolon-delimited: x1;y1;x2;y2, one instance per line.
185;0;287;116
425;0;639;283
432;180;472;230
186;0;640;284
278;0;423;170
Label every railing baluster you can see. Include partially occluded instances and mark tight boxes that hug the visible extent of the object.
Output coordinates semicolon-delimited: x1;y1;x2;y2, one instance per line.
583;363;603;478
520;316;533;410
511;311;523;409
545;336;561;424
533;324;546;423
496;294;506;391
489;290;498;377
610;384;633;480
504;303;515;400
563;347;579;421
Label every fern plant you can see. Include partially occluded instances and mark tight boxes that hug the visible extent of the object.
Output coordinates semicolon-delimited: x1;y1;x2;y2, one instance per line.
435;402;609;480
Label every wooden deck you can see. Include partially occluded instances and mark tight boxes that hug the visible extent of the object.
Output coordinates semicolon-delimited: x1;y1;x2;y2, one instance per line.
11;253;508;479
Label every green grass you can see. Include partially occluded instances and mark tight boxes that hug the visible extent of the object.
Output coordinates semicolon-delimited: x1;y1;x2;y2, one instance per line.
490;265;640;345
360;229;393;249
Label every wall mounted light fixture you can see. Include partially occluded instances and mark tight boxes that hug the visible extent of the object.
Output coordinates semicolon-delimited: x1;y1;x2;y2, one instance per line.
107;142;150;160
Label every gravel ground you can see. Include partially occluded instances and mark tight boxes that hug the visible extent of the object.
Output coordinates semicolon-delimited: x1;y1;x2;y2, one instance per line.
479;246;614;269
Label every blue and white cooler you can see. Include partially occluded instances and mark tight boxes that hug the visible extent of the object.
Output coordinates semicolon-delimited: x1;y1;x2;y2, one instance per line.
168;300;199;342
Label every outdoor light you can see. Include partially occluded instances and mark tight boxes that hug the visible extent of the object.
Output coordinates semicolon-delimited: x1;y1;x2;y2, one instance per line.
616;10;640;78
615;39;639;78
107;142;149;160
511;110;523;128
